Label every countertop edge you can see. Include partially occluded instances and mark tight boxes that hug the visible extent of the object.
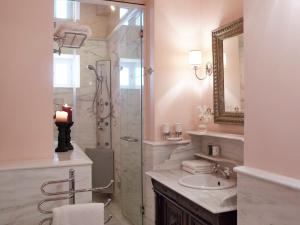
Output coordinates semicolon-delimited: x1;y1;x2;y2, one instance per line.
0;143;92;172
0;160;92;172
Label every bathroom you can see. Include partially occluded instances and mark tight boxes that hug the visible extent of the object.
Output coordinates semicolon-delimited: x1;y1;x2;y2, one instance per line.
1;0;300;225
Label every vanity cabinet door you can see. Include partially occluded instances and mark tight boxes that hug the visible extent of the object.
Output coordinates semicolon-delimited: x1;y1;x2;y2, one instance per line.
152;180;236;225
165;200;185;225
155;193;165;225
189;216;211;225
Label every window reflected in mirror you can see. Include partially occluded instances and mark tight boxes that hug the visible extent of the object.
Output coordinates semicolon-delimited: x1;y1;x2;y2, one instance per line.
223;34;244;113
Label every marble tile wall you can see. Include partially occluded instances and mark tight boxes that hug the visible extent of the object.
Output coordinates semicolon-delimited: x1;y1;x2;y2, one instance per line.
108;29;122;199
0;165;91;225
94;59;112;149
190;135;244;164
76;40;110;149
54;39;109;150
236;168;300;225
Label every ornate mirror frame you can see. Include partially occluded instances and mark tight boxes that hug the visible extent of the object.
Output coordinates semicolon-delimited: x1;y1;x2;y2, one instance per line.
212;17;244;125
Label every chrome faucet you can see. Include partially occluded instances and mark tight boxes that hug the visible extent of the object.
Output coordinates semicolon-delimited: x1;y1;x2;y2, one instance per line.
212;163;232;179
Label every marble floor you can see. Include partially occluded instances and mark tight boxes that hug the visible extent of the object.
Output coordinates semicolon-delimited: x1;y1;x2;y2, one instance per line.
93;194;133;225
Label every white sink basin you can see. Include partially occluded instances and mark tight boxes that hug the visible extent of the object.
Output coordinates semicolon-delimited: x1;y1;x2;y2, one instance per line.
178;174;236;190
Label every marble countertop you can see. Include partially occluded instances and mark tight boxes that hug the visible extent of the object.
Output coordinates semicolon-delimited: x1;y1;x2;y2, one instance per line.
187;131;244;142
146;169;237;214
143;140;191;146
0;143;92;172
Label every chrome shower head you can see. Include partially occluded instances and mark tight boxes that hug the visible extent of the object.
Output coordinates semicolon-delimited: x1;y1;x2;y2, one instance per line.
87;65;96;71
88;64;101;81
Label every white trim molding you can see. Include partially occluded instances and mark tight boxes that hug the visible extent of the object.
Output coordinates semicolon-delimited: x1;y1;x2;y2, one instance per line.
234;166;300;191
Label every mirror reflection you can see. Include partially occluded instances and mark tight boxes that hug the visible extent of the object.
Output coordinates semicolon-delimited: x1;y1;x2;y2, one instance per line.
223;34;244;113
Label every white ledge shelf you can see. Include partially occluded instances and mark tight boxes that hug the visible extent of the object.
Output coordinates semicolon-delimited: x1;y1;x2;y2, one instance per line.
187;131;244;142
143;140;191;146
194;153;242;166
234;166;300;191
0;143;92;172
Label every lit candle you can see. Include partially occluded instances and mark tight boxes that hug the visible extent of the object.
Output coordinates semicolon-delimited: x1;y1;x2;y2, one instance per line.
62;104;72;122
55;111;68;123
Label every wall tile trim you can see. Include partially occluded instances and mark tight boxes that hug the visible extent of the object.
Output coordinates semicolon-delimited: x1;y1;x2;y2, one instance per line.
235;166;300;191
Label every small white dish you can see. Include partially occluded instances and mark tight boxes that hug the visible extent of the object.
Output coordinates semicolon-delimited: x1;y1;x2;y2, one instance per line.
167;137;182;141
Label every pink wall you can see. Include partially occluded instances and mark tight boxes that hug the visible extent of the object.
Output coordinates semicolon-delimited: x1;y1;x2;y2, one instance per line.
145;0;244;141
244;0;300;179
144;0;156;139
0;0;53;162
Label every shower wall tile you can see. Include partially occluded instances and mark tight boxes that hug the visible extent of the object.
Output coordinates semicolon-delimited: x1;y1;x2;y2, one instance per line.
54;39;109;150
0;165;91;225
190;135;244;164
76;40;109;150
108;29;122;199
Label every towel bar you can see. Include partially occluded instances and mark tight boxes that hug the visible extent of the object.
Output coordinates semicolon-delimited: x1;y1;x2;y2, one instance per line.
38;169;114;225
53;32;87;55
41;178;114;196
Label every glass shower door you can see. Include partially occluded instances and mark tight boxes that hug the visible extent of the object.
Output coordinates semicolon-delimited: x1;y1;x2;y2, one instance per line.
120;9;144;225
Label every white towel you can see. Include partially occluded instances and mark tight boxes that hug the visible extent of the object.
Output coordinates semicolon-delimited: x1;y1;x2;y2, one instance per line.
182;160;212;169
182;166;212;174
52;203;104;225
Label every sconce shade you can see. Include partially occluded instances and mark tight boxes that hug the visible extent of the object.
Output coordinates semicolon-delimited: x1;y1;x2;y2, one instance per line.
189;50;202;66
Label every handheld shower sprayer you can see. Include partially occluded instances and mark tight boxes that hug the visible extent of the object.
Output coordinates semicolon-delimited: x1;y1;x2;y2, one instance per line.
87;64;101;81
87;64;96;72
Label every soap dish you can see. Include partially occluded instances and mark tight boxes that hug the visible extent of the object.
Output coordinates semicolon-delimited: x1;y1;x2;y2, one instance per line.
167;137;183;141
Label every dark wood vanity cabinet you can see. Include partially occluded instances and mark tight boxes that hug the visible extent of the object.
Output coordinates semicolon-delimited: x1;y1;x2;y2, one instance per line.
152;179;237;225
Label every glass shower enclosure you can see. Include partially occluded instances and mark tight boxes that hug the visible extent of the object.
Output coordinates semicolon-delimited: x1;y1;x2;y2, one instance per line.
53;1;144;225
119;9;144;225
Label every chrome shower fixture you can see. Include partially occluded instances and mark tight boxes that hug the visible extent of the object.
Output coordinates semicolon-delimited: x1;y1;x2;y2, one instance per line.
87;64;101;80
87;64;96;71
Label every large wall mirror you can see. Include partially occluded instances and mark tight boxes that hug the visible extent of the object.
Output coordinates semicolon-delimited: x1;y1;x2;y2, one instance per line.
212;18;244;124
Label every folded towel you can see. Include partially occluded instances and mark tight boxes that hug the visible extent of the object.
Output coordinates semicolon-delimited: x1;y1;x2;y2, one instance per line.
182;160;212;169
182;166;212;174
52;203;104;225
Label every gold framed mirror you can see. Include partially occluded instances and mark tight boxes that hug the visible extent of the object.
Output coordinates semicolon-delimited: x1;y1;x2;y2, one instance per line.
212;18;244;125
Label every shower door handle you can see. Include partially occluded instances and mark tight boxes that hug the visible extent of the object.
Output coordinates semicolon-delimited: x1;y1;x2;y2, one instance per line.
120;136;139;143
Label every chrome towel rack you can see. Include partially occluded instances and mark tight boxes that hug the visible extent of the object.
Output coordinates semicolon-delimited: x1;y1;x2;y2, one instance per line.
38;169;114;225
53;32;87;55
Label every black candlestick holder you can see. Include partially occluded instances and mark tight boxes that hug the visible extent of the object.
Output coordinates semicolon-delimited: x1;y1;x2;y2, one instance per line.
66;122;74;150
55;122;68;152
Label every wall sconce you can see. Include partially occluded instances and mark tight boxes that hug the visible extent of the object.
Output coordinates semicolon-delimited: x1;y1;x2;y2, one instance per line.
189;50;212;80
